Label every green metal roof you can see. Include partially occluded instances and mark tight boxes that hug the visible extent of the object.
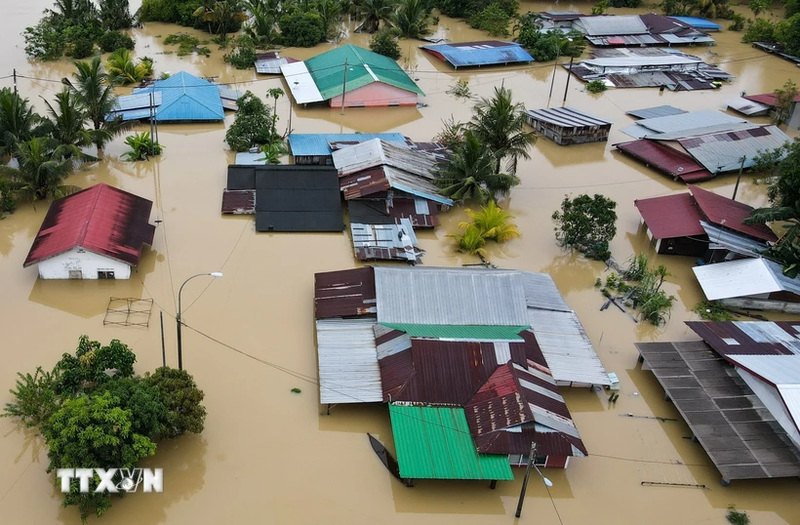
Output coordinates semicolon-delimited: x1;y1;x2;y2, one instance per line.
381;323;529;340
389;404;514;480
304;44;424;100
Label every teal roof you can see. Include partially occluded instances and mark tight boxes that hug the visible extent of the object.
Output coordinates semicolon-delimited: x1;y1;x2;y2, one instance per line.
389;404;514;480
305;44;424;100
381;323;529;341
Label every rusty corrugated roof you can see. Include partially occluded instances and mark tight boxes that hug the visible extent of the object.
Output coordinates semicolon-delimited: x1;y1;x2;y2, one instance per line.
614;139;714;182
221;189;255;214
689;185;777;242
634;192;706;239
686;321;800;356
314;267;376;319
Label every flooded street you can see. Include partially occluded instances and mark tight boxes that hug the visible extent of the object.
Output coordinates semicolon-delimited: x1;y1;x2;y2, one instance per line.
2;1;800;523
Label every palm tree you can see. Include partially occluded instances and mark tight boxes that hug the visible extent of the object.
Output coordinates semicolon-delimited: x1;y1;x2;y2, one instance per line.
0;88;45;158
64;57;130;150
316;0;344;39
746;203;800;245
98;0;132;30
460;200;521;243
447;224;487;257
106;49;150;85
353;0;396;33
193;0;248;42
391;0;432;38
244;0;279;46
49;0;97;22
435;131;520;204
267;87;284;138
0;138;79;202
42;89;95;158
470;86;536;175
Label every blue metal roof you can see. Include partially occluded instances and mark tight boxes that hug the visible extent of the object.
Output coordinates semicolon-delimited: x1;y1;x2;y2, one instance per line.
137;71;224;122
287;133;407;157
421;41;534;68
669;16;722;31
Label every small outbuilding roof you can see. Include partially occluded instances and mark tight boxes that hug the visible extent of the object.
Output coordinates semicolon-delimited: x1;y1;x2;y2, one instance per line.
314;267;377;319
388;403;514;480
420;41;533;68
576;15;649;36
744;93;800;106
254;51;298;74
702;221;769;258
686;321;800;357
668;16;722;31
288;133;407;157
614;139;714;182
620;110;745;138
525;106;612;128
626;105;687;119
350;219;421;263
333;139;438;179
634;192;706;239
693;258;800;301
24;183;155;268
679;126;792;174
725;97;771;117
316;318;383;404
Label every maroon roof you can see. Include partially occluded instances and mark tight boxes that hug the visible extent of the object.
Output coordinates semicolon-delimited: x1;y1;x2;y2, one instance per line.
377;338;527;405
686;321;799;357
744;93;800;106
520;330;548;369
689;185;777;242
614;139;714;182
634;192;706;239
639;13;692;34
221;189;255;214
388;198;439;228
24;183;154;268
314;267;376;319
339;166;391;200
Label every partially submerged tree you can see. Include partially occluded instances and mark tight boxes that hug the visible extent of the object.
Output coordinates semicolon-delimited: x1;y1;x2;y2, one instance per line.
773;79;798;126
0;88;45;157
470;86;536;175
448;223;488;257
353;0;396;33
193;0;248;43
552;194;618;261
392;0;433;38
0;137;79;202
225;91;276;152
370;28;402;59
106;49;153;85
461;200;520;242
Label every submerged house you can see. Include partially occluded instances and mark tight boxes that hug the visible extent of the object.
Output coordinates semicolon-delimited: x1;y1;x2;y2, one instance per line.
742;92;800;129
637;321;800;484
568;14;714;46
313;266;611;479
420;41;533;68
287;133;408;165
108;71;238;122
281;44;424;107
24;184;155;280
692;258;800;313
254;51;297;74
524;107;613;145
634;185;776;258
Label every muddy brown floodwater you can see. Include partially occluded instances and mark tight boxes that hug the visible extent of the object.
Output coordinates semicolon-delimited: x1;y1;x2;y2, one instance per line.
1;1;800;524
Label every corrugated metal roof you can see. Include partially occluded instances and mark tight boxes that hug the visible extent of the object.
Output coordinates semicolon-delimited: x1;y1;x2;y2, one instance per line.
692;258;800;301
622;110;745;137
647;122;762;141
614;139;714;181
660;33;714;44
316;319;383;404
288;133;407;157
583;55;700;68
634;192;706;239
518;271;571;312
576;15;648;36
744;93;800;106
136;71;225;121
726;97;771;116
728;355;800;387
24;183;155;267
350;219;422;262
702;221;769;258
669;16;722;30
111;91;162;112
388;404;514;480
304;44;423;101
221;189;255;214
380;323;528;340
254;52;298;74
339;165;452;206
314;267;377;319
333;139;438;179
373;266;529;326
420;41;533;68
686;321;800;356
689;185;777;242
679;126;791;174
524;106;613;128
527;310;611;386
626;105;687;119
281;61;324;104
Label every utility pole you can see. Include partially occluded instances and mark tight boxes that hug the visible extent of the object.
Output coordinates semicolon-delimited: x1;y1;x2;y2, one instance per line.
12;69;17;96
160;311;166;368
563;55;575;104
515;442;537;518
732;155;746;201
547;46;562;103
149;92;155;156
340;58;348;115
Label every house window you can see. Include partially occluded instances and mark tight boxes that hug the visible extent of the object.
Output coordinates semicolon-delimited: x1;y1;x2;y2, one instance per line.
98;269;116;280
68;270;83;279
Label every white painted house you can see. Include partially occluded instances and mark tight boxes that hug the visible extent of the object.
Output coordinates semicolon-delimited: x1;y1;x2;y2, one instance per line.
24;183;156;279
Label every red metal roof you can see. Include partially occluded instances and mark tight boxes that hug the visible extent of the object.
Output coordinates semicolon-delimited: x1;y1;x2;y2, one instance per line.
743;93;800;106
221;189;255;214
634;193;706;239
689;185;777;242
24;183;155;268
686;321;799;357
339;166;391;200
314;267;377;319
615;139;714;182
388;198;439;228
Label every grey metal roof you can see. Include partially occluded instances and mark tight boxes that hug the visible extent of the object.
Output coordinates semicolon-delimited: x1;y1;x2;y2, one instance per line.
527;309;611;386
646;122;760;141
660;33;714;44
216;86;242;102
524;107;613;129
316;318;383;404
728;354;800;386
112;91;162;111
517;271;571;312
725;97;771;116
234;152;267;165
576;15;648;36
620;111;748;139
373;267;529;326
693;258;800;301
350;219;421;262
583;55;702;68
333;139;438;179
679;125;791;173
382;166;453;206
702;221;769;258
626;105;687;119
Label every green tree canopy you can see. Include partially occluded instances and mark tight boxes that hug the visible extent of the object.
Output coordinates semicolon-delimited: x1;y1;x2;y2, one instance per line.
145;367;207;438
552;194;618;261
225;91;275;151
470;86;536;175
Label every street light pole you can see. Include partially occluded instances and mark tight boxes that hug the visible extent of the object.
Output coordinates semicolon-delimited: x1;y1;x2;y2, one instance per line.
515;442;554;518
548;37;573;104
563;54;575;104
176;272;223;370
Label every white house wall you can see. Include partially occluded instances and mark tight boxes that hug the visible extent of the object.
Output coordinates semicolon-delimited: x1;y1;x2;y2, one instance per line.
36;247;132;280
737;368;800;449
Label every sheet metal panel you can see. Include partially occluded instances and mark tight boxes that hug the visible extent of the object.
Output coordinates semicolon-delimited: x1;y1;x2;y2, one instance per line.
314;267;376;318
689;185;777;242
518;271;571;312
350;219;421;262
634;192;706;239
112;92;163;111
420;41;533;68
281;61;324;104
686;321;800;356
373;266;528;326
288;133;407;157
315;319;383;404
221;189;255;214
692;258;783;300
576;15;648;36
137;71;225;121
626;105;687;119
630;110;745;135
333;139;439;179
524;106;613;128
702;221;769;258
728;355;800;386
615;139;714;180
528;309;611;385
679;125;791;173
726;97;771;116
669;16;722;30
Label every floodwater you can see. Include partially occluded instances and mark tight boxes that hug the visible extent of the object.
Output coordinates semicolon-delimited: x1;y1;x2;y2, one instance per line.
1;1;800;524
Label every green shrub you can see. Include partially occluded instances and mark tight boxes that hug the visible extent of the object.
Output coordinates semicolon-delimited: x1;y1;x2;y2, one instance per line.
469;3;513;37
122;132;163;161
278;12;325;47
69;37;95;58
99;30;135;52
223;35;257;69
225;92;275;152
610;0;642;6
743;17;777;42
693;301;736;321
164;32;202;55
729;13;746;31
552;194;617;261
587;80;607;93
369;28;402;60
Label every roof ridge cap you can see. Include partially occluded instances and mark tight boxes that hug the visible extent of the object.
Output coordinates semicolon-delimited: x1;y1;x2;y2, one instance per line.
77;184;105;248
